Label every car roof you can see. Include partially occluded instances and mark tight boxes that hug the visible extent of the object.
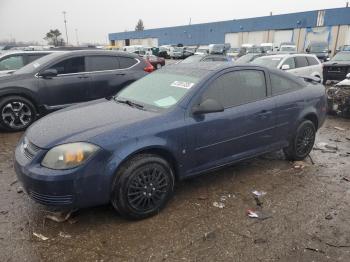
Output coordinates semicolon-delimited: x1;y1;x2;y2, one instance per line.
260;53;317;59
0;50;58;57
53;50;141;58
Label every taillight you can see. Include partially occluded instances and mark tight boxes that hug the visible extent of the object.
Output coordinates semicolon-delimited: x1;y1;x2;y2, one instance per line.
143;59;154;73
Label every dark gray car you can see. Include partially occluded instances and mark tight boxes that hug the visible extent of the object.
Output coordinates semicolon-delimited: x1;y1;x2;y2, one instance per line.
0;50;152;131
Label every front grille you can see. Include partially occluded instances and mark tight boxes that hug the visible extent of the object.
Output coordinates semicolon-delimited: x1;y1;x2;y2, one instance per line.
28;190;74;206
22;138;41;160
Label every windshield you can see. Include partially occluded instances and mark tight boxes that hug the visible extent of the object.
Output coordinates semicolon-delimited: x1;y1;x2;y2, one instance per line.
343;46;350;51
331;52;350;62
116;71;201;110
182;55;204;63
14;52;64;74
280;46;296;52
252;56;282;68
174;47;183;52
310;43;328;52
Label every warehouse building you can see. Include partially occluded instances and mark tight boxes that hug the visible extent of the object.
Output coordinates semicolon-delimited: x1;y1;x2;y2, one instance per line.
109;7;350;54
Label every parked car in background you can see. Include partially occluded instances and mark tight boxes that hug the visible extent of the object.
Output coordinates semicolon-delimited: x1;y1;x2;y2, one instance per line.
278;44;297;54
335;45;350;54
208;44;231;55
158;46;171;59
252;54;323;80
0;51;53;76
226;48;240;60
181;54;232;63
326;73;350;117
306;42;331;62
0;50;153;131
323;51;350;84
195;47;209;55
170;46;185;59
260;43;277;53
234;53;265;64
14;62;326;219
143;54;165;69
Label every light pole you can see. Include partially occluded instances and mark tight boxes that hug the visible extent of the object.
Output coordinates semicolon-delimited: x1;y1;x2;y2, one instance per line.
75;28;79;46
62;11;69;45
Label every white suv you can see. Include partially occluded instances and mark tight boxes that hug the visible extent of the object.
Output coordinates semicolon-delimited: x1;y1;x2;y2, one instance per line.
252;54;323;80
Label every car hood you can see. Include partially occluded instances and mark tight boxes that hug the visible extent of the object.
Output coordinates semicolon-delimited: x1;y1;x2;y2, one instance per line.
336;78;350;86
324;61;350;66
26;99;159;149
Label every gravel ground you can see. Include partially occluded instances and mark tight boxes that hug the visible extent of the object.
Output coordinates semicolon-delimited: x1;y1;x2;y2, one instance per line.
1;116;350;262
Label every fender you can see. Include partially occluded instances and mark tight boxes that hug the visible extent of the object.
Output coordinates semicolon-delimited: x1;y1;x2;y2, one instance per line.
0;86;40;108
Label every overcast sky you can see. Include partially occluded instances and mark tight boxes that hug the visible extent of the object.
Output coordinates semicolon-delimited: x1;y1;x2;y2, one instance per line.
0;0;348;45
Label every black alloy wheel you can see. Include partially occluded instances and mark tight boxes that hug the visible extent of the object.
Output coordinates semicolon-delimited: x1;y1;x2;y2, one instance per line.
111;154;175;219
284;120;316;161
0;96;36;131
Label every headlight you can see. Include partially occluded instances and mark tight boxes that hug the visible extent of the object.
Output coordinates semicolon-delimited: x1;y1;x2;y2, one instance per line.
41;142;100;170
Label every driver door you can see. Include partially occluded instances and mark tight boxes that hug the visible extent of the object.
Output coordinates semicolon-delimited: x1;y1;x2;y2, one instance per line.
37;56;91;107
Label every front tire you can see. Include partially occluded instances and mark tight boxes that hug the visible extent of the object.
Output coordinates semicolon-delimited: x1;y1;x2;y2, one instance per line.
284;120;316;161
111;154;175;220
0;96;36;132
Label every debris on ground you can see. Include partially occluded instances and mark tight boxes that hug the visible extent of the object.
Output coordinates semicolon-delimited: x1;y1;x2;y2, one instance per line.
0;210;9;215
59;232;72;238
33;232;49;241
341;177;350;182
305;247;325;253
203;231;216;241
213;202;225;209
293;161;306;169
325;214;333;220
254;238;267;244
45;210;75;223
16;187;23;193
329;138;342;142
346;137;350;141
197;196;208;201
313;142;338;153
313;142;328;150
325;144;338;150
252;191;267;197
10;180;18;186
246;209;272;220
334;126;346;131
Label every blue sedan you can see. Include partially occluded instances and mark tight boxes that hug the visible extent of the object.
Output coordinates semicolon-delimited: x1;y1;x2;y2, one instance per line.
14;63;327;219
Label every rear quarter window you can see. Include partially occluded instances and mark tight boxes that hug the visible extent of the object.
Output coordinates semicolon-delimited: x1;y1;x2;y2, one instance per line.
295;56;309;68
270;73;302;95
306;56;319;65
118;57;137;69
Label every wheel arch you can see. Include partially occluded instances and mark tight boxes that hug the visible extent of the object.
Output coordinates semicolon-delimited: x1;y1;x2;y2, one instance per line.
119;146;179;179
0;88;39;112
302;112;319;130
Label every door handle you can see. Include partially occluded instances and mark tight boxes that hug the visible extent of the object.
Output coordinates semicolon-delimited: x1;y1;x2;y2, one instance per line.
78;75;89;79
115;73;126;76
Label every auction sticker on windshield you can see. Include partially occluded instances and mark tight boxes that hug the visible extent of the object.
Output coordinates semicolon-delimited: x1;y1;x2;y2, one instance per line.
171;81;195;89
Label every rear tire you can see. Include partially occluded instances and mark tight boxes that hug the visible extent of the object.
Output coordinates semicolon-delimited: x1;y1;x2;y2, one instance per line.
0;96;36;132
283;120;316;161
111;154;175;220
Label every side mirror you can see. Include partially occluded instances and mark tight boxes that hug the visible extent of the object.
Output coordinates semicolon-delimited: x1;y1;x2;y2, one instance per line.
328;50;331;54
305;48;310;53
192;99;224;115
39;69;58;78
281;64;290;70
346;73;350;80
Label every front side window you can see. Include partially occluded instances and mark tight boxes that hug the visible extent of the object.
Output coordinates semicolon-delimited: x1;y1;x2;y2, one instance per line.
0;55;24;71
281;57;296;69
87;56;119;71
48;56;85;74
270;73;301;95
294;56;308;68
202;70;267;108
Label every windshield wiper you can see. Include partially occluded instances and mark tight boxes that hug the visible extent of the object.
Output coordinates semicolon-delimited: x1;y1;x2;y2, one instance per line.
115;98;144;109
